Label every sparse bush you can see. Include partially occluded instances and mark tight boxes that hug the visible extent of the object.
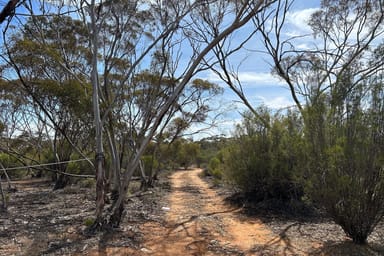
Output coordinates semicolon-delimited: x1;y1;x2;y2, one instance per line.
223;108;304;202
207;157;223;180
141;155;159;177
79;178;95;188
0;153;28;179
304;80;384;244
66;159;94;176
84;217;95;227
210;168;223;180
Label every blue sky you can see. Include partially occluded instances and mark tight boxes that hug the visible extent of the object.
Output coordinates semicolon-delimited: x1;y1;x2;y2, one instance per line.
190;0;322;138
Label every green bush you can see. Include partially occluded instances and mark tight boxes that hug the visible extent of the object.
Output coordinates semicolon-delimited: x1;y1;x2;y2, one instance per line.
66;158;94;175
206;157;223;180
305;112;384;243
84;217;95;227
141;155;159;176
303;82;384;244
208;157;220;171
223;109;304;202
0;153;28;179
210;168;223;180
79;178;95;188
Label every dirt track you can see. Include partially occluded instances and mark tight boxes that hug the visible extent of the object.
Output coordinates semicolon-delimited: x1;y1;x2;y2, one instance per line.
140;168;384;256
142;168;291;255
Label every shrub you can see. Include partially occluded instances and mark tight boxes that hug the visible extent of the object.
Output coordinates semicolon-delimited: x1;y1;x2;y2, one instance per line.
304;84;384;244
141;155;159;176
207;157;223;180
84;217;95;227
223;108;304;202
79;178;95;188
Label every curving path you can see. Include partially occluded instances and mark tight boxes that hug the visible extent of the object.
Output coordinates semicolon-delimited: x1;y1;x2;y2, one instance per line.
142;168;279;255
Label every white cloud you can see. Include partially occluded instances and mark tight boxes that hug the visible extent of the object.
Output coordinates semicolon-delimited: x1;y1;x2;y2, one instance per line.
205;71;285;87
237;72;283;85
286;8;319;36
295;43;312;50
45;0;77;6
256;96;294;109
287;8;319;34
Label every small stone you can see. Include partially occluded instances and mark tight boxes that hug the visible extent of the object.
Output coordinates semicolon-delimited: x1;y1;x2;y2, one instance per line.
140;247;152;253
210;239;218;245
82;244;88;251
67;227;76;233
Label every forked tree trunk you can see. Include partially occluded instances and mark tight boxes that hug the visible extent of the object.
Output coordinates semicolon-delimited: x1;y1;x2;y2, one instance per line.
108;196;124;228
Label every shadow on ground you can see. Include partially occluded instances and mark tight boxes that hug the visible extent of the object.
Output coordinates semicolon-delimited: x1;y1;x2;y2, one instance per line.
308;241;384;256
247;222;384;256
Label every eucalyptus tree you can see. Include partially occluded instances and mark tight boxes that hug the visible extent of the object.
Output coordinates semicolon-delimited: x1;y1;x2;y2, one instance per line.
2;0;277;230
71;0;276;230
131;72;222;188
95;0;278;229
251;0;384;243
1;15;94;187
0;79;39;177
0;79;29;142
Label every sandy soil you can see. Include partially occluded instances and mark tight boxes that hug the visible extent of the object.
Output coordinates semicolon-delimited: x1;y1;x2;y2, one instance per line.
0;169;383;255
142;168;275;255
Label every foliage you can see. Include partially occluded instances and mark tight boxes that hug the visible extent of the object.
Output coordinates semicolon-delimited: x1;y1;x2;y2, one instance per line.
156;139;201;170
197;135;228;168
207;157;223;180
1;15;94;185
84;217;95;227
0;153;26;179
300;2;384;241
141;155;159;177
176;141;201;169
304;78;384;244
66;158;94;176
223;107;305;202
79;178;96;189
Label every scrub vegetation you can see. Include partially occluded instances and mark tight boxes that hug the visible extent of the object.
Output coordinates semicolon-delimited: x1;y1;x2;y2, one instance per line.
0;0;383;254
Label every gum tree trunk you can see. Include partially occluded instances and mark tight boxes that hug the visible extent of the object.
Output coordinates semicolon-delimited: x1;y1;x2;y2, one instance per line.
89;0;105;230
